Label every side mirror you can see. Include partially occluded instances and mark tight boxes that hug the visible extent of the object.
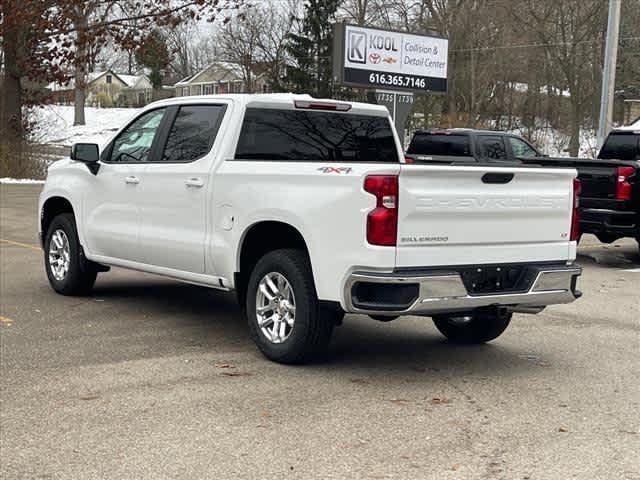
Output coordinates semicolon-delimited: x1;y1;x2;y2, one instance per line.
70;143;99;162
70;143;100;174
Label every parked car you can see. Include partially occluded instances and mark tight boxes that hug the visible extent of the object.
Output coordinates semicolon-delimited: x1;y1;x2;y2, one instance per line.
38;95;582;364
405;128;543;164
407;127;639;251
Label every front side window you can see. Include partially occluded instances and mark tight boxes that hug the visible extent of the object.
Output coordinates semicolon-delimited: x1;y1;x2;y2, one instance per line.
508;137;538;158
110;108;165;163
161;105;225;162
478;136;507;160
234;108;398;163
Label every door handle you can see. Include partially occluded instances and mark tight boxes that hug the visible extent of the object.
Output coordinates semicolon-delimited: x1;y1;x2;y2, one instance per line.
185;177;204;188
482;172;514;184
125;176;140;185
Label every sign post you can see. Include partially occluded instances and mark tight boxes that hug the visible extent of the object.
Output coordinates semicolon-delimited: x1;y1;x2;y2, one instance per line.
333;24;448;139
367;90;414;142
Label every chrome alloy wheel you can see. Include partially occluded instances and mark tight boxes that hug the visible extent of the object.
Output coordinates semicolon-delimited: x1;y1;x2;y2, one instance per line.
48;229;71;281
255;272;296;344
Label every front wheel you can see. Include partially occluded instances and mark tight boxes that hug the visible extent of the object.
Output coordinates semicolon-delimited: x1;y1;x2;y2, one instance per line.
44;213;97;295
246;249;336;364
433;309;512;344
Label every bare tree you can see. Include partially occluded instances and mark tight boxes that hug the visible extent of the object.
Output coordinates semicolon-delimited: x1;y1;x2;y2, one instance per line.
509;0;606;155
217;7;263;92
255;2;297;91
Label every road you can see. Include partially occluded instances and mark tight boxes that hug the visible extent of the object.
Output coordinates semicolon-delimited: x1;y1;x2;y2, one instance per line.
1;183;639;480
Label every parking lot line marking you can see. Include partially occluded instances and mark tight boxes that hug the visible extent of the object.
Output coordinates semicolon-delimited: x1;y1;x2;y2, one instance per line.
623;268;640;273
0;238;41;251
0;315;14;325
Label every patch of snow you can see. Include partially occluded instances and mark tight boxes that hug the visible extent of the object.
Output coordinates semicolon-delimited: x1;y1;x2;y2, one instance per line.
482;117;598;157
499;124;598;158
29;105;141;147
614;119;640;131
0;178;46;184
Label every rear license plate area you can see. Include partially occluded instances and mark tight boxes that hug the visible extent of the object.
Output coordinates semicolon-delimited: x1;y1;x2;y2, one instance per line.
458;265;536;295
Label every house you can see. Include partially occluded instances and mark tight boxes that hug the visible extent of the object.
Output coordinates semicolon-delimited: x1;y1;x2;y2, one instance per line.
173;62;272;97
112;73;155;107
48;70;154;107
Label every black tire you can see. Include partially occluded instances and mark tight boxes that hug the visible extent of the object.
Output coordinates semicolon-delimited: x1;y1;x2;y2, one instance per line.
245;249;335;364
44;213;97;295
369;315;399;322
433;309;512;344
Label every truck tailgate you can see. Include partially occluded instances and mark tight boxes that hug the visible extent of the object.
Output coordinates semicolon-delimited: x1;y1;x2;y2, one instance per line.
520;157;622;201
396;165;576;267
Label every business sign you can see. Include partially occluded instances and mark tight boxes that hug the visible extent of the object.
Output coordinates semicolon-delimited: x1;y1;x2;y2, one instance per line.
333;24;448;93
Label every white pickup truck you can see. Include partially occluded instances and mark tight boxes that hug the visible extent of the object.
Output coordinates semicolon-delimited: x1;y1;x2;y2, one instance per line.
39;94;582;363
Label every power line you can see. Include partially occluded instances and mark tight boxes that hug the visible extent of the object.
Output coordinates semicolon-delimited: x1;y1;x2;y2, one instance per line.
450;36;640;53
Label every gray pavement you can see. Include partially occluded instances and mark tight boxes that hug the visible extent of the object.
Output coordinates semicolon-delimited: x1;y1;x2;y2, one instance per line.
1;183;639;480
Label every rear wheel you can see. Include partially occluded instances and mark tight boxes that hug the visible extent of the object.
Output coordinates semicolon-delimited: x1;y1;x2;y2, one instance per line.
44;213;97;295
246;249;336;364
433;309;512;344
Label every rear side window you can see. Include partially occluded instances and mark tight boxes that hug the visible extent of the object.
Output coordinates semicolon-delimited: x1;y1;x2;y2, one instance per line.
406;133;471;156
161;105;225;162
234;108;398;162
598;133;640;160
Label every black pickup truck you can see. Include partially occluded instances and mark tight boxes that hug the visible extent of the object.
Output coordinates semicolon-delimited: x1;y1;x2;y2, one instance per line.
405;127;640;249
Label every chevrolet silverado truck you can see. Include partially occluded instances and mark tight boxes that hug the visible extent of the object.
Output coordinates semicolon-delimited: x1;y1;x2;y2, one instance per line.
407;127;640;251
38;94;582;364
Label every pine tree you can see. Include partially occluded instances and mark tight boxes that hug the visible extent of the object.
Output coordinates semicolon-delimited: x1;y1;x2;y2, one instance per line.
136;30;171;92
285;0;340;98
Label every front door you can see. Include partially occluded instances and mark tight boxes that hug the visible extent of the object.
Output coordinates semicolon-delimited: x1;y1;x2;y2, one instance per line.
138;103;227;274
83;108;167;262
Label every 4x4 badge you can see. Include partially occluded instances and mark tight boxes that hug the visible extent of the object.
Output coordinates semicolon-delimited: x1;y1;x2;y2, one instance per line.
317;167;353;174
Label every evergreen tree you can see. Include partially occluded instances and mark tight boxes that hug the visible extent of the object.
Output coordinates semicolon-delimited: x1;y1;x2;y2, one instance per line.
285;0;341;97
136;30;171;91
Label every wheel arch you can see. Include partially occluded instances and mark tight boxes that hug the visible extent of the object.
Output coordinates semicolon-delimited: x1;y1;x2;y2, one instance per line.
40;196;76;247
234;220;312;303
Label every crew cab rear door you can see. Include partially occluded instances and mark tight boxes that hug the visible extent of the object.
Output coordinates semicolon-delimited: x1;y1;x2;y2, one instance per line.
395;164;577;267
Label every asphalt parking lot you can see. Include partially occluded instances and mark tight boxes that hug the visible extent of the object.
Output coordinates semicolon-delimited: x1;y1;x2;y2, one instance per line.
1;183;639;480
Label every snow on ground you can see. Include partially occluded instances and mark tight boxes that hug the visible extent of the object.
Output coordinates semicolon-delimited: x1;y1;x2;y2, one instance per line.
0;178;46;184
29;105;141;147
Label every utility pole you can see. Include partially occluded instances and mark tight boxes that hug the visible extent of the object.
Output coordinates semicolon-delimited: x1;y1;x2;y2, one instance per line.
597;0;622;149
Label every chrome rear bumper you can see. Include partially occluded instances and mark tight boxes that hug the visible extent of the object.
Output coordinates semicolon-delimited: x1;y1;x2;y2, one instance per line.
344;264;582;316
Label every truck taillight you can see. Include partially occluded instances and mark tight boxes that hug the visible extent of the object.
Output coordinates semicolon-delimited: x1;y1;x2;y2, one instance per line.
616;166;634;201
571;178;581;241
364;175;399;246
